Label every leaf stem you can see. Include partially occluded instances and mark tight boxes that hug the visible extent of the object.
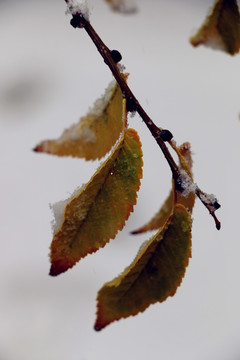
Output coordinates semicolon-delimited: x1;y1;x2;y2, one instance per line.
66;9;221;230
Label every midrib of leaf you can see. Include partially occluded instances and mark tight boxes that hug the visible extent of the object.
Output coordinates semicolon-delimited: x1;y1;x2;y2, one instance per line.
67;142;120;249
99;205;192;313
106;218;172;302
67;128;138;250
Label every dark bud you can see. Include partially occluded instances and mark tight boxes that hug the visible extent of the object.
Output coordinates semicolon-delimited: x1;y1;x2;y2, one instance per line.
110;50;122;63
70;14;85;28
174;176;184;193
213;201;221;210
126;97;137;112
160;129;173;142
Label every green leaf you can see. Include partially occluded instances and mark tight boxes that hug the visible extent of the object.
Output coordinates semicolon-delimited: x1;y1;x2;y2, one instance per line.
132;142;195;234
190;0;240;55
34;79;126;160
95;204;192;331
49;128;143;276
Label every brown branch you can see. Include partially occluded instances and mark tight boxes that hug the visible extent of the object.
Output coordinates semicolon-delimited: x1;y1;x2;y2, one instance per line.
66;9;221;230
195;188;221;230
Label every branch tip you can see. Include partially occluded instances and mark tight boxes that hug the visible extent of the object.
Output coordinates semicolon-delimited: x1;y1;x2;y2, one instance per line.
66;0;90;22
70;14;86;28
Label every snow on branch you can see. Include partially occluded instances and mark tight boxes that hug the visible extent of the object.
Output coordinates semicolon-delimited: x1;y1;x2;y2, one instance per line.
175;169;220;229
66;0;90;20
177;169;197;197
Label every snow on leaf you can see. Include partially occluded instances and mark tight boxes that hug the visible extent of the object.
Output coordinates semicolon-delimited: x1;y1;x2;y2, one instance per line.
104;0;137;14
34;79;126;160
132;142;195;235
49;128;143;276
94;204;192;331
190;0;240;55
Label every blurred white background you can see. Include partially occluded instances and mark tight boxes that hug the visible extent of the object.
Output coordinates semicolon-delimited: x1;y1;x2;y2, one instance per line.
1;0;240;359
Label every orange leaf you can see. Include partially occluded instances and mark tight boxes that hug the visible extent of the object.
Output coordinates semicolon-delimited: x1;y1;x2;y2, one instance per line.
95;204;192;331
190;0;240;55
49;128;143;276
34;79;126;160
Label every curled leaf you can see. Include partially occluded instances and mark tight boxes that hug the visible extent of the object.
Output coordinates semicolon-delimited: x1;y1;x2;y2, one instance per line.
190;0;240;55
131;190;174;235
49;128;143;276
132;142;195;234
95;204;192;331
34;79;126;160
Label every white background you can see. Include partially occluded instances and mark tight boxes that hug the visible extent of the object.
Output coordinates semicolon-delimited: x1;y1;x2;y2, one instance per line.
1;0;240;359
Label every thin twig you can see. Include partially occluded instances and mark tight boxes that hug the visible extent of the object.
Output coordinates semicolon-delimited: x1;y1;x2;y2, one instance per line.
66;8;221;230
70;13;180;178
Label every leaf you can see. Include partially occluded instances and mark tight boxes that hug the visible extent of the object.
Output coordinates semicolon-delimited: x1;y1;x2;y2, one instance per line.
132;142;195;234
95;204;192;331
49;128;143;276
104;0;137;14
190;0;240;55
34;79;126;160
170;142;196;213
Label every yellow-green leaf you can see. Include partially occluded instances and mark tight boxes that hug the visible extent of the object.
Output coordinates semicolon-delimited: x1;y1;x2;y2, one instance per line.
132;142;195;234
190;0;240;55
49;128;143;276
95;204;192;331
34;79;126;160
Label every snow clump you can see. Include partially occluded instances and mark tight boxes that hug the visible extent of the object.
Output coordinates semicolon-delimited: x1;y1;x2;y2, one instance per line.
66;0;90;21
178;169;197;197
50;185;85;234
68;124;96;143
90;80;116;117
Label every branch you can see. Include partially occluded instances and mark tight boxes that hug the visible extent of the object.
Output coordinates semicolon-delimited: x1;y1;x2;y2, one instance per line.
65;7;221;230
195;188;221;230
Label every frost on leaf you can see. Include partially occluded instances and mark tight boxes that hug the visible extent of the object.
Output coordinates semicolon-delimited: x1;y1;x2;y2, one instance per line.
132;142;195;234
34;79;126;160
95;204;192;331
49;128;143;276
104;0;137;14
190;0;240;55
